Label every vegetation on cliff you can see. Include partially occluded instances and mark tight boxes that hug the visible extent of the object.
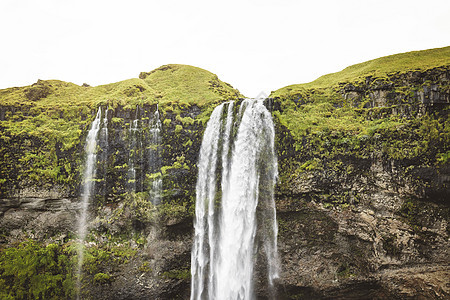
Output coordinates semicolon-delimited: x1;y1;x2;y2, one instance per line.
272;46;450;207
0;47;449;299
0;241;74;299
272;46;450;96
0;64;242;196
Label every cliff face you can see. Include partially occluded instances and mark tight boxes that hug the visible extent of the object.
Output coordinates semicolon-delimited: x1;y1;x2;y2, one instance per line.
272;64;449;298
1;53;449;299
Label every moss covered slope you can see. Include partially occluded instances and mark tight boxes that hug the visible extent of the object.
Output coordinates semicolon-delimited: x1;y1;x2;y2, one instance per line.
1;64;242;108
271;46;450;207
272;46;450;97
0;64;242;195
139;64;243;105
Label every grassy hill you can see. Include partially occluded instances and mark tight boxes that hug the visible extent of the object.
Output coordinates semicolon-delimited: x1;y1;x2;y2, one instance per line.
0;65;242;188
271;46;450;98
0;64;242;149
0;64;242;109
271;47;450;191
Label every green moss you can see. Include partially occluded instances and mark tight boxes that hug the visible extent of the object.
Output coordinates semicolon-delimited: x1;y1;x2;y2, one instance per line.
93;273;111;284
272;46;450;97
158;198;193;220
437;150;450;164
139;64;243;106
272;76;449;176
183;139;193;147
109;192;157;226
161;268;190;280
299;159;322;171
0;64;241;191
176;114;195;125
138;261;152;273
336;263;356;279
160;155;189;175
175;124;183;134
163;118;172;126
111;117;123;124
75;239;137;275
398;200;422;232
0;241;75;299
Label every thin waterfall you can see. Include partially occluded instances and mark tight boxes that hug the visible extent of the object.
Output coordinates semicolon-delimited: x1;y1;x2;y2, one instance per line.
148;107;162;204
99;108;109;195
128;109;140;192
191;99;279;300
102;108;108;149
76;107;103;298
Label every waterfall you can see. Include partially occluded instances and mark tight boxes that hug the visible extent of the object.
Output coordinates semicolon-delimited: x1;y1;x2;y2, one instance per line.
148;107;162;204
99;108;109;194
191;99;279;300
102;108;108;149
128;116;140;192
76;107;103;298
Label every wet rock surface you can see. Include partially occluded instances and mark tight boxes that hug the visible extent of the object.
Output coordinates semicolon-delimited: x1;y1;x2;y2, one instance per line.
0;68;449;299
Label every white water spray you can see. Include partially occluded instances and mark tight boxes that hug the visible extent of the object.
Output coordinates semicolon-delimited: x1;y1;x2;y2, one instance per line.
128;117;140;192
76;107;103;298
191;99;279;300
148;107;162;204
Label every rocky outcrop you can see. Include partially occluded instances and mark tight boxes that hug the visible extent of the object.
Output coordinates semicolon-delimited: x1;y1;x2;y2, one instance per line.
0;66;449;299
271;67;449;299
340;67;450;113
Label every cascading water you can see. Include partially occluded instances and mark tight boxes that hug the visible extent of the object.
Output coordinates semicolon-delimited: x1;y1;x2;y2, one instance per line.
148;107;162;204
99;108;109;194
128;116;140;192
76;107;103;298
191;99;279;300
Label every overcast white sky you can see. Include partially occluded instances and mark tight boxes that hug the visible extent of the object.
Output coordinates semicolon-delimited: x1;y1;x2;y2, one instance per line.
1;0;449;97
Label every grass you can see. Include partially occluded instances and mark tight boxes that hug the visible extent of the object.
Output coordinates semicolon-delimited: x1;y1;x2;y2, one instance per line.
139;64;243;106
273;47;450;205
1;64;242;109
271;46;450;98
0;64;242;190
272;46;450;161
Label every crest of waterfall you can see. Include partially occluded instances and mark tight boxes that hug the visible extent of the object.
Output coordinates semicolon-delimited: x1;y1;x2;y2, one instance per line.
99;108;109;194
76;107;103;298
102;108;108;149
148;107;162;204
191;99;279;300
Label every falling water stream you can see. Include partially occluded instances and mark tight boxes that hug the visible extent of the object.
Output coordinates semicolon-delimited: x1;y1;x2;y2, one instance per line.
191;99;279;300
148;107;162;204
128;116;140;192
75;106;163;298
76;108;103;298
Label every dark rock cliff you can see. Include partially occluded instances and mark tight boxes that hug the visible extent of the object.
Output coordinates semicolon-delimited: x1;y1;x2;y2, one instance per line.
271;66;449;299
0;64;449;299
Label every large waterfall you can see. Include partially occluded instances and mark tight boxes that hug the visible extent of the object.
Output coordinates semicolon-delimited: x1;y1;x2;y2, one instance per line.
191;99;279;300
76;108;103;298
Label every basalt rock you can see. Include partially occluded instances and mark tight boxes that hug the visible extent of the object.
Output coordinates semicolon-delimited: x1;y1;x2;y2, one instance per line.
0;66;449;299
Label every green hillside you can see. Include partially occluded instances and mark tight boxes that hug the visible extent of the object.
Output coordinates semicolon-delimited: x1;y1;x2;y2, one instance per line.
139;64;242;105
0;64;242;109
0;64;242;148
272;46;450;98
271;46;450;190
0;65;242;187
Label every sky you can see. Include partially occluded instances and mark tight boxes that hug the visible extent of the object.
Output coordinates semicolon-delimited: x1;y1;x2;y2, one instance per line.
1;0;449;98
